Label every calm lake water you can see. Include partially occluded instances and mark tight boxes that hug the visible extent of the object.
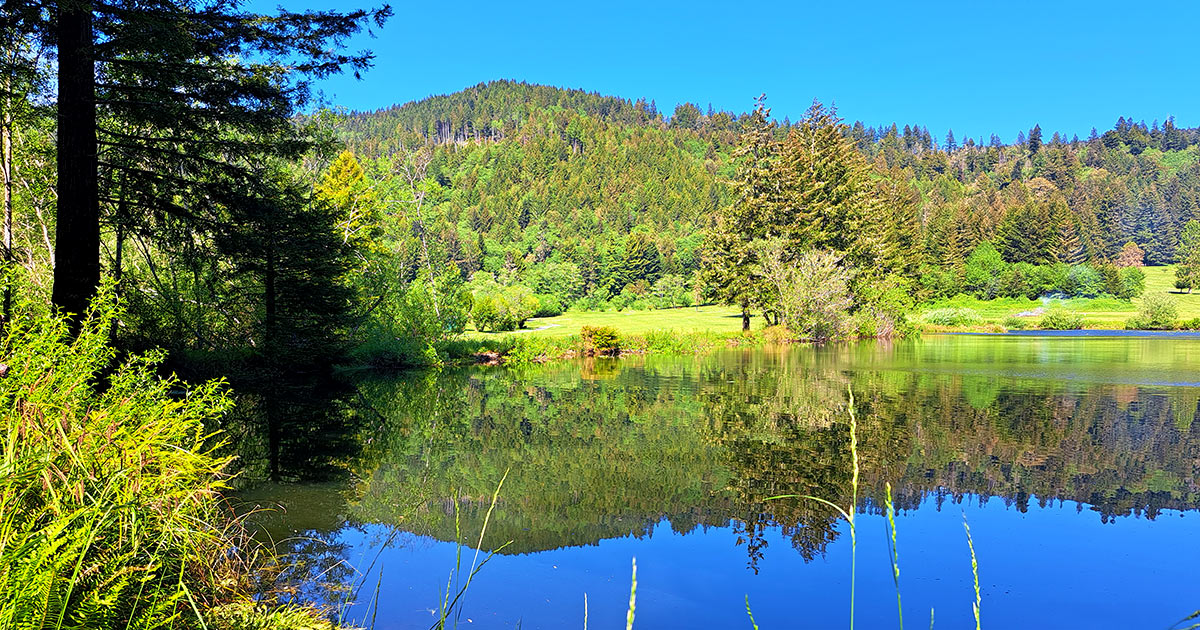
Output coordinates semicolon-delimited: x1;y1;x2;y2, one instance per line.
243;335;1200;629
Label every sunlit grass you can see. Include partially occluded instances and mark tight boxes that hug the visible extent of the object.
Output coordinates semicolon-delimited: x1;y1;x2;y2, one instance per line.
463;304;748;339
920;265;1200;330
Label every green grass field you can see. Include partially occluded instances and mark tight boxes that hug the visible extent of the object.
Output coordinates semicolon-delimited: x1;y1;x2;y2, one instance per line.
464;304;748;339
465;266;1200;340
918;265;1200;328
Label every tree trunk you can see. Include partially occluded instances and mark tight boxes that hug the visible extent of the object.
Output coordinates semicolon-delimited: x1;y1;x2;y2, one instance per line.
741;306;750;332
52;1;99;324
264;240;276;350
2;93;12;324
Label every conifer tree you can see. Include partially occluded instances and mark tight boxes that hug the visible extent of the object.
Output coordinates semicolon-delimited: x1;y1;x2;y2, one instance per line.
1175;220;1200;292
17;0;390;324
699;95;777;329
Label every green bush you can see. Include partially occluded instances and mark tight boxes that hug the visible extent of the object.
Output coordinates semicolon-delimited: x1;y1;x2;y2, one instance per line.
1064;264;1105;298
469;281;538;331
0;291;335;628
921;307;982;327
1176;317;1200;330
963;242;1009;299
1039;307;1084;330
1126;292;1178;330
580;325;621;355
533;293;564;317
1002;315;1030;330
918;264;961;299
1117;267;1146;299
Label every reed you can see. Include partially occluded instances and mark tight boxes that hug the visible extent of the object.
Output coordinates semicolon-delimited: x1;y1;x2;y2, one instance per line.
625;558;637;630
963;513;981;630
0;290;341;629
885;482;903;630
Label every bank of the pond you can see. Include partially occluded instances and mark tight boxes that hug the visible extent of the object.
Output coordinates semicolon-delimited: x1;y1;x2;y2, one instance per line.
1;297;352;630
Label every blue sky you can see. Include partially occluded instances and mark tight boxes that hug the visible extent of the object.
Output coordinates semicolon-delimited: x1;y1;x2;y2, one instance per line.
257;0;1199;143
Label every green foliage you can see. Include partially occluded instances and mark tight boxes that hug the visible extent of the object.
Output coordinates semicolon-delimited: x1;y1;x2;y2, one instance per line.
921;307;982;327
1064;264;1106;298
468;273;538;332
533;293;565;317
1126;293;1179;329
580;325;621;355
0;291;235;628
1039;307;1084;330
1118;267;1146;299
1175;220;1200;292
1176;317;1200;330
855;273;917;338
963;242;1009;298
917;263;961;299
1002;315;1030;330
761;248;855;341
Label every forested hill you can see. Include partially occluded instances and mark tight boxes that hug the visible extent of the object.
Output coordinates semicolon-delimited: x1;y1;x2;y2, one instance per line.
326;80;1200;302
328;80;738;292
335;79;685;148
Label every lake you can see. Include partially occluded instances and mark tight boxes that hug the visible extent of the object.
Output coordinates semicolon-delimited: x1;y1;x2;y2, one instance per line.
242;335;1200;629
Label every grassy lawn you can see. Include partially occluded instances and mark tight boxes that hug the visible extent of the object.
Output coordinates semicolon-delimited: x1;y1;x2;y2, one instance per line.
464;304;748;339
464;266;1200;340
918;265;1200;328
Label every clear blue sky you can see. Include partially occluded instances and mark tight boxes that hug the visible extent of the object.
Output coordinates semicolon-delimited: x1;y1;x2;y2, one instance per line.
257;0;1199;143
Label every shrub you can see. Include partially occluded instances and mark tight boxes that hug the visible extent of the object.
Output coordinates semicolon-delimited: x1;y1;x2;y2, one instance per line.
921;307;982;327
1126;292;1178;330
580;325;620;355
855;273;916;338
1176;317;1200;330
1039;307;1084;330
1002;315;1029;330
963;242;1009;299
0;291;333;628
1115;241;1146;267
755;245;854;341
762;325;792;344
470;283;538;331
918;264;960;299
1064;264;1105;298
533;293;564;317
471;294;501;331
1117;267;1146;299
572;293;608;312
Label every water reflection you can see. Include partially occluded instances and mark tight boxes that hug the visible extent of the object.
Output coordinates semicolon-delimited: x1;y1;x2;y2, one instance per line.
243;336;1200;627
345;338;1200;567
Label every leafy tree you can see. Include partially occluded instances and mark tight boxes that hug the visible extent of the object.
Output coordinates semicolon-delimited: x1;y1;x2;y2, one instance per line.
1114;241;1145;267
962;241;1009;298
315;150;381;252
752;242;853;341
1174;220;1200;292
1117;266;1145;299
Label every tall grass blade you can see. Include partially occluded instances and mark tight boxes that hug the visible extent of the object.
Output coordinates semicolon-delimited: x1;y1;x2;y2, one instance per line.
745;594;760;630
625;557;637;630
848;386;858;630
885;481;903;630
963;512;980;630
1169;610;1200;630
